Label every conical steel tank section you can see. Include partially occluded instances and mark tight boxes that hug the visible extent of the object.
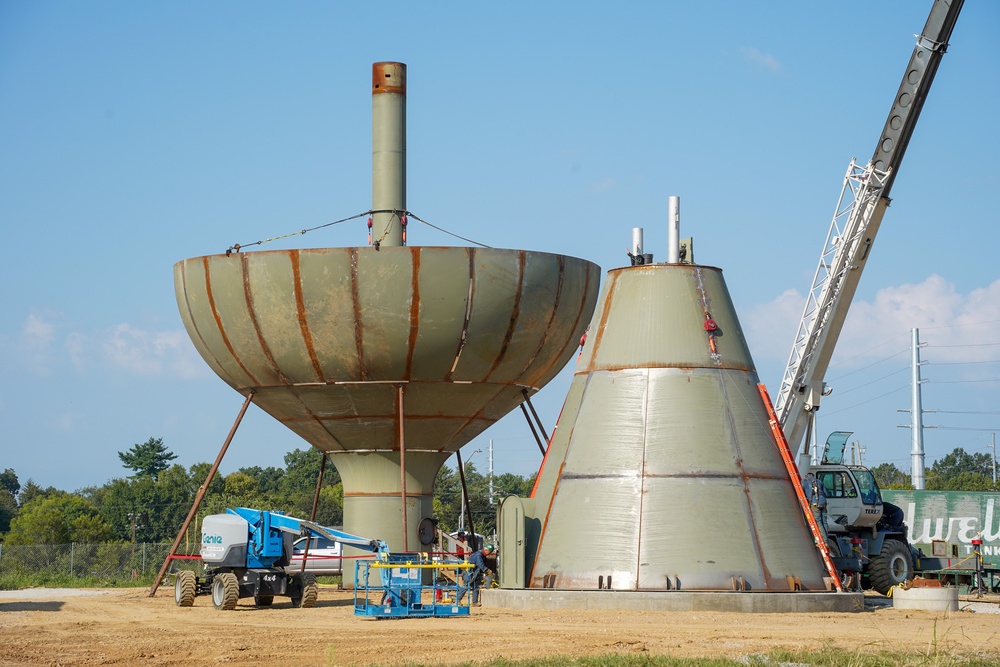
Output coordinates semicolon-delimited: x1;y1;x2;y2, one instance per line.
174;246;600;548
526;262;828;591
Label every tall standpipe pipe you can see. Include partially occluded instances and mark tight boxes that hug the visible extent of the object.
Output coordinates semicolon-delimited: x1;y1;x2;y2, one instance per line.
372;62;406;247
667;196;680;263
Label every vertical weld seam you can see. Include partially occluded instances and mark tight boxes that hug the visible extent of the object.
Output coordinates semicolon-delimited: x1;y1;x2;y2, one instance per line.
350;248;369;381
517;254;565;384
634;368;651;589
535;261;596;384
242;253;287;384
291;250;325;382
485;250;526;380
693;266;722;367
588;266;617;364
204;257;259;386
444;247;475;381
721;370;773;586
528;436;574;588
179;261;234;385
404;248;421;380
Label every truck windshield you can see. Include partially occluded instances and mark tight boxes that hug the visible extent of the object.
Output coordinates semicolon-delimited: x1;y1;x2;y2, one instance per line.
851;468;882;505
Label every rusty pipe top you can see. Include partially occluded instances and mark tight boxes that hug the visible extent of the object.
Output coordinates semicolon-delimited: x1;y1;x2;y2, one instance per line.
372;62;406;95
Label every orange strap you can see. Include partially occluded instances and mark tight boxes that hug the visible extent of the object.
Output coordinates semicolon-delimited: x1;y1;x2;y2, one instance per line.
758;383;844;592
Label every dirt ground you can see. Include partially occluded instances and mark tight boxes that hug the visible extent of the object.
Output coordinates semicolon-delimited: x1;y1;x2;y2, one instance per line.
1;587;998;666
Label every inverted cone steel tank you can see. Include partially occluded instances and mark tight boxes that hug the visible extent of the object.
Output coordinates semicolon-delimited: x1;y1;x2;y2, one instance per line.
175;246;600;548
521;261;828;591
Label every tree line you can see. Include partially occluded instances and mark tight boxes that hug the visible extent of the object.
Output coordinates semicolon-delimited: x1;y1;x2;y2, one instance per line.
0;437;536;546
869;447;998;491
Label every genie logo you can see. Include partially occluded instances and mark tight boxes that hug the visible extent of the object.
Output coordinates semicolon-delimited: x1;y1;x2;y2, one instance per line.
203;534;224;545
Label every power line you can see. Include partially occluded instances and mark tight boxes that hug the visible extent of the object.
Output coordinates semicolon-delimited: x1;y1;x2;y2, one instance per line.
828;332;910;371
828;347;909;382
833;367;908;395
929;359;1000;365
927;342;1000;348
930;378;1000;384
920;319;1000;331
820;384;908;417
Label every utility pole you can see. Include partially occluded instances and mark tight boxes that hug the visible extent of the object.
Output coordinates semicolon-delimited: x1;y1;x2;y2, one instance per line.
910;328;926;490
990;433;997;485
488;439;494;506
128;512;142;543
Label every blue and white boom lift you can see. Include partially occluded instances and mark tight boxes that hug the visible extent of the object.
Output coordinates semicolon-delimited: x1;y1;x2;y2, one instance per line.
174;507;474;617
174;507;389;610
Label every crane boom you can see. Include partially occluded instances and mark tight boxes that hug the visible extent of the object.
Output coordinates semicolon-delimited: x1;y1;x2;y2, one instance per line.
774;0;964;458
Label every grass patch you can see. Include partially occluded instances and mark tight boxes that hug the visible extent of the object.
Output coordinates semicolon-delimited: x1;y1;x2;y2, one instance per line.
0;572;156;590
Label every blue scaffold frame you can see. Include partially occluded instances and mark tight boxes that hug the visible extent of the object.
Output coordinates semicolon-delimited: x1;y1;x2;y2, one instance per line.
353;553;473;618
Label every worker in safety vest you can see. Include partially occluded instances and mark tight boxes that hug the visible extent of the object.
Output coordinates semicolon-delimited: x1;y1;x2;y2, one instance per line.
803;472;828;533
458;544;494;605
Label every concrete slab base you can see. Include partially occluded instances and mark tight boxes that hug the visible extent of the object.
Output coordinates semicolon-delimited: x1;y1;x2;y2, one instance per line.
483;589;866;613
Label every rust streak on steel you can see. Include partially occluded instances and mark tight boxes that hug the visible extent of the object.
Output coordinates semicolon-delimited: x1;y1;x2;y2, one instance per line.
530;262;597;387
203;257;259;386
291;250;326;382
343;490;433;498
718;372;774;587
587;268;620;365
372;61;406;95
579;360;754;373
444;247;475;381
398;383;407;549
404;248;421;380
350;248;369;381
528;455;571;588
235;263;343;449
485;250;526;381
179;262;236;386
559;471;789;481
516;254;565;382
279;414;482;423
241;253;288;384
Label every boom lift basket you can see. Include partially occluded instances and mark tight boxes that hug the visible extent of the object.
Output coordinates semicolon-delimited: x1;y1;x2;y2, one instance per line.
354;553;473;618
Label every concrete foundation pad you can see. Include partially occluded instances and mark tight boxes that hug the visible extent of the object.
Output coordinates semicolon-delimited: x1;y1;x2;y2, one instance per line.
484;589;865;613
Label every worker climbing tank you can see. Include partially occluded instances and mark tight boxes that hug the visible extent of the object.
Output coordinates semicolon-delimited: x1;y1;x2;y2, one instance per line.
516;212;830;592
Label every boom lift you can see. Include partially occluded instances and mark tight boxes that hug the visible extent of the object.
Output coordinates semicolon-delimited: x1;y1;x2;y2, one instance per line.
772;0;964;594
174;507;388;610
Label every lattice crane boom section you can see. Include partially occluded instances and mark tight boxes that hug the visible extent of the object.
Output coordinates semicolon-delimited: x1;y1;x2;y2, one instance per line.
775;160;890;451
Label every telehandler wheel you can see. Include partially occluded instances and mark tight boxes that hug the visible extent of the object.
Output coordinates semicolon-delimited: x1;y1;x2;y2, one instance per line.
174;570;196;607
291;573;318;608
867;539;913;595
212;572;239;611
254;595;273;607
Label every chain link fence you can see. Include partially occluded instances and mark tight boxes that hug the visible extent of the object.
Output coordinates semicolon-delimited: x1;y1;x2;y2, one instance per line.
0;543;200;584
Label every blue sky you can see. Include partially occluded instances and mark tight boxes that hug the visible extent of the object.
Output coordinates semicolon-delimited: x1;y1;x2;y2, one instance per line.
2;1;998;492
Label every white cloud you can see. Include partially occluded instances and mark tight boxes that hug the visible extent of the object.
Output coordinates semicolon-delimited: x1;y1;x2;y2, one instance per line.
101;323;208;379
19;311;60;374
739;47;782;73
744;275;1000;370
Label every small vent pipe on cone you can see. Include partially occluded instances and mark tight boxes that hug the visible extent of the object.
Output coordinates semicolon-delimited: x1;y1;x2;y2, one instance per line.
667;196;680;264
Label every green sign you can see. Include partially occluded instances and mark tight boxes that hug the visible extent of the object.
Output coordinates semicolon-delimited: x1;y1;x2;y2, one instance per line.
882;490;1000;562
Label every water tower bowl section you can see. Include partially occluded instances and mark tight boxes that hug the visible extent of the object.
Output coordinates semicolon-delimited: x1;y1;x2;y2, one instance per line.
173;246;601;456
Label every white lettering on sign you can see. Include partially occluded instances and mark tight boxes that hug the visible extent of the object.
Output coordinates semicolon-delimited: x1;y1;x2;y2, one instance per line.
904;498;1000;545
